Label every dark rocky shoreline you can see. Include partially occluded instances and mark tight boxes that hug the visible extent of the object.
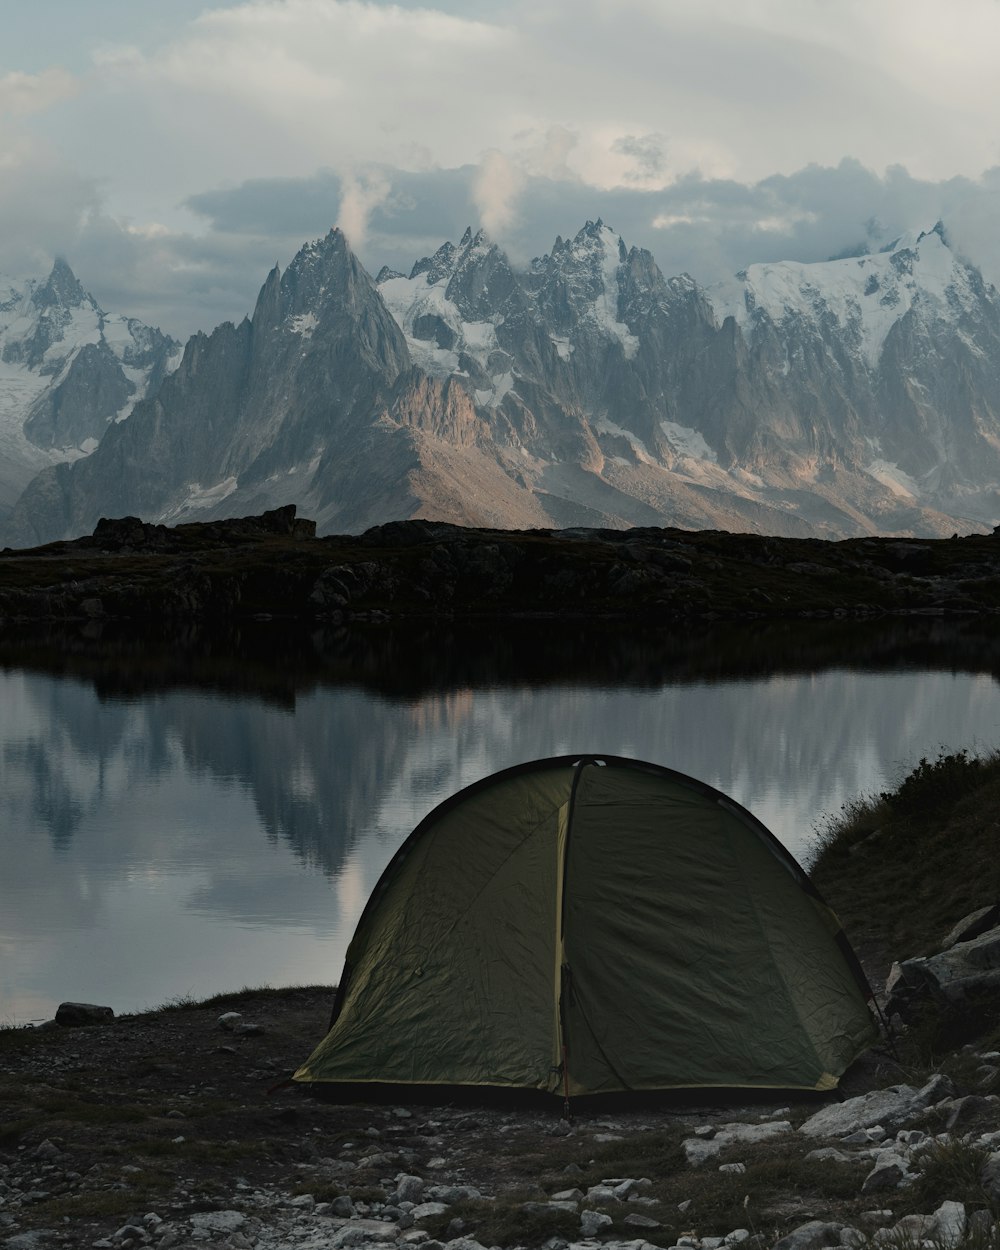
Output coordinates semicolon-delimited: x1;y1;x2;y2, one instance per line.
3;507;1000;625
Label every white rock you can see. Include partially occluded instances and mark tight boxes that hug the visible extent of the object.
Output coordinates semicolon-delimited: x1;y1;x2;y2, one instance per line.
933;1199;967;1249
798;1078;951;1138
683;1137;722;1166
580;1209;613;1237
411;1202;449;1222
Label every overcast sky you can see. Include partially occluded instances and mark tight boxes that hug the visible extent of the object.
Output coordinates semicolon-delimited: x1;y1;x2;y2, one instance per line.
4;0;1000;339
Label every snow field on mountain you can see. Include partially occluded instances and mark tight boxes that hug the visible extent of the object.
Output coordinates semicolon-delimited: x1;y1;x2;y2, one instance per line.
709;229;975;368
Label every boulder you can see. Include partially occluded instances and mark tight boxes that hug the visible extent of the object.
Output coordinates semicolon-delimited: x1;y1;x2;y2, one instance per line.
798;1075;953;1138
887;925;1000;1015
54;1002;114;1027
938;1093;999;1131
941;905;1000;949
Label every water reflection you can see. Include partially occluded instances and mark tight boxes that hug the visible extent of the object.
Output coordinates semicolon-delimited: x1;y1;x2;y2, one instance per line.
2;619;1000;1021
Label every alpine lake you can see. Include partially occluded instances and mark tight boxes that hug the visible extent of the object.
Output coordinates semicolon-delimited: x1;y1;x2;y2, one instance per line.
2;615;999;1025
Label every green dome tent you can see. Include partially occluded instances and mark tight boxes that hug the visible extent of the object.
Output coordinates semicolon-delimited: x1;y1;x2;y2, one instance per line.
294;755;877;1099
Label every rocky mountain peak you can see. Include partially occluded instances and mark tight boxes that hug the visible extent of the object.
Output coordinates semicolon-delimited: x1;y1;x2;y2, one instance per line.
32;257;92;312
410;240;457;284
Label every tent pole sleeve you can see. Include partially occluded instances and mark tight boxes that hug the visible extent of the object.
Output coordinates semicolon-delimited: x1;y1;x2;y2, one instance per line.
554;760;590;1097
552;797;570;1089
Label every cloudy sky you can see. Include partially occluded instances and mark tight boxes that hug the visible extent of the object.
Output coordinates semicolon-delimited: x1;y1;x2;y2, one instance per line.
5;0;1000;339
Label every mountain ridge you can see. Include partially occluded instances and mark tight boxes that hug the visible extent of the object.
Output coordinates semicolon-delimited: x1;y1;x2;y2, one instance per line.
4;222;1000;547
0;260;180;518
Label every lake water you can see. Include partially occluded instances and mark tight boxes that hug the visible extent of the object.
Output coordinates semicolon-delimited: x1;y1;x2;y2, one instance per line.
2;618;1000;1024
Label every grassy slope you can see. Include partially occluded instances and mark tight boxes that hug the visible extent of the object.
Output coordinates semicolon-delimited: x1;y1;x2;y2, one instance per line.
810;750;1000;975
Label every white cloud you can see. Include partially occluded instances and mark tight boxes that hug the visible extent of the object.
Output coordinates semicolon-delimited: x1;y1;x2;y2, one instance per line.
7;0;1000;335
473;150;526;237
0;68;78;118
338;168;391;249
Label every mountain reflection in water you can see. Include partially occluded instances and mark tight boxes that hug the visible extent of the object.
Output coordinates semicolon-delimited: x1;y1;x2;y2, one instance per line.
1;617;999;1021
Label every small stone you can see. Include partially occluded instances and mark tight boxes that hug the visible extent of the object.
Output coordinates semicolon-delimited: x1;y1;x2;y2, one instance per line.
217;1012;243;1030
933;1199;966;1248
718;1162;746;1174
623;1213;660;1229
677;1199;693;1213
804;1148;855;1164
861;1155;908;1193
772;1220;844;1250
579;1210;613;1237
411;1203;449;1222
724;1232;750;1245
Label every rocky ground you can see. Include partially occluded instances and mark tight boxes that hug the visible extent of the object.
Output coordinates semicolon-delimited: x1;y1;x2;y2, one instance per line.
4;955;1000;1250
5;509;1000;625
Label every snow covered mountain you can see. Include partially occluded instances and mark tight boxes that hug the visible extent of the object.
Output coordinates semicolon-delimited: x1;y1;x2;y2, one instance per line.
0;260;180;515
5;222;1000;546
